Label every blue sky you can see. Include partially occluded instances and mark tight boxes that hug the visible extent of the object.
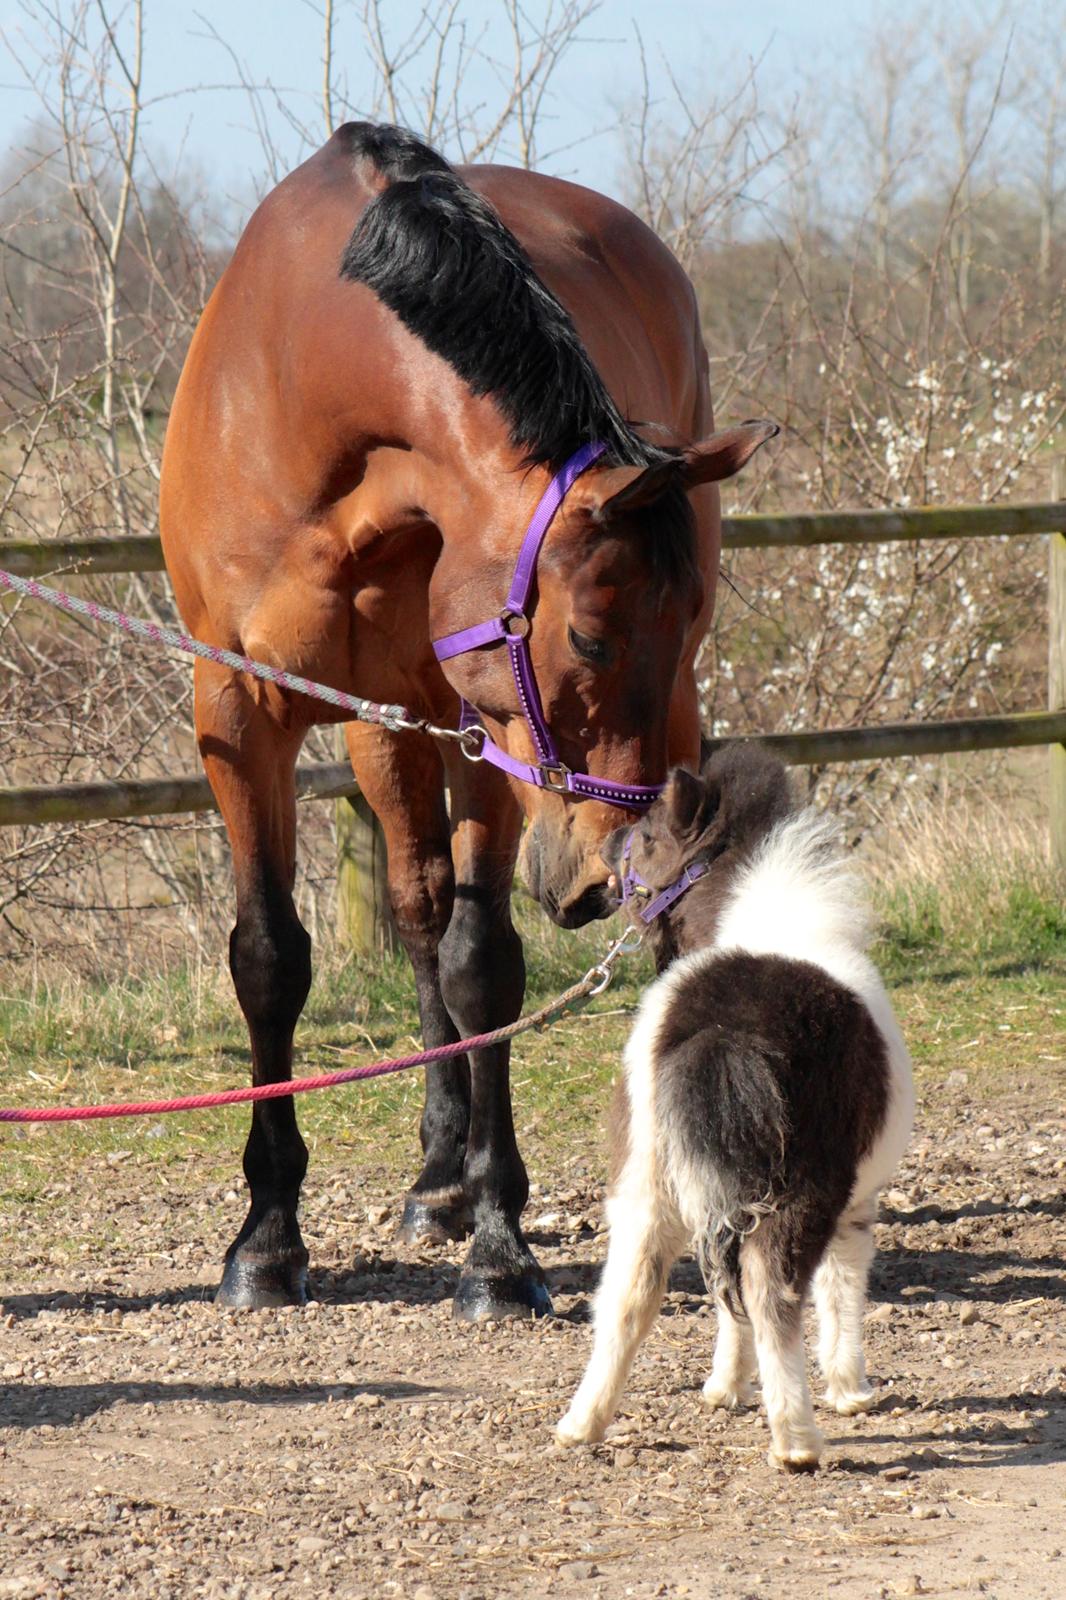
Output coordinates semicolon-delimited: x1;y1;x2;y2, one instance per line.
0;0;922;203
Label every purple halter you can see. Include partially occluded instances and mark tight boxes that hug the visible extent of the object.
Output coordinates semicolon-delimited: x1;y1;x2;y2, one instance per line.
432;442;664;811
618;827;709;925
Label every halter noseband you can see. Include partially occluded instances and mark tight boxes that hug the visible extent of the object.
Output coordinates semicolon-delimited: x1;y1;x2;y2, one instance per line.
432;442;664;812
619;827;709;924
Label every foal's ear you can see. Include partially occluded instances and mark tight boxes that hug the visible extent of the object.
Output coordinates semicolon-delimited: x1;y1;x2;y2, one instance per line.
664;768;718;836
595;420;780;517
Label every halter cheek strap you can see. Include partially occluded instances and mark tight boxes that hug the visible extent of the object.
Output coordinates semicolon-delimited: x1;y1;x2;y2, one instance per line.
432;442;664;811
619;828;709;924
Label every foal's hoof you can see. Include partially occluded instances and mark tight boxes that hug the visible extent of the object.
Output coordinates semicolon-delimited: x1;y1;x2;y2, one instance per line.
396;1190;472;1246
215;1248;309;1310
823;1380;877;1415
701;1376;757;1411
453;1271;553;1322
769;1447;822;1474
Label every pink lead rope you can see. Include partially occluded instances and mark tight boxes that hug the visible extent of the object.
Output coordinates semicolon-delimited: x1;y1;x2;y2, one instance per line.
0;929;643;1124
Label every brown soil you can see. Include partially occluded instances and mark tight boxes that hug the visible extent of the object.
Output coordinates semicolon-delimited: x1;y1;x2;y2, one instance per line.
1;1074;1063;1600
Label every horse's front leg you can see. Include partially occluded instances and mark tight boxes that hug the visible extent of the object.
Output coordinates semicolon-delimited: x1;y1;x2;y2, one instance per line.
196;660;312;1308
438;763;550;1321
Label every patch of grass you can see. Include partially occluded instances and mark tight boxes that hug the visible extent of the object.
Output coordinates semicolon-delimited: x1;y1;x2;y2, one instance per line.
2;813;1062;1216
867;796;1066;977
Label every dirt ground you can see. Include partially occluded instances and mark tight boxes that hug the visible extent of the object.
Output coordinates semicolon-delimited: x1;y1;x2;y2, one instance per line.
1;1069;1063;1600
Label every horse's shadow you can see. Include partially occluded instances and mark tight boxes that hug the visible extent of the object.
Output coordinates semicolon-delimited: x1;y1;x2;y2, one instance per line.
4;1222;1060;1319
0;1376;451;1433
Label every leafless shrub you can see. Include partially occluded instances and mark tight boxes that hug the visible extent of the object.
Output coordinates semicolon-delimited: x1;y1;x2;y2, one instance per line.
0;0;1062;968
622;5;1066;825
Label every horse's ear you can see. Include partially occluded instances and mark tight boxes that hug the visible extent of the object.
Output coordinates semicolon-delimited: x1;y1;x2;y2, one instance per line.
679;419;780;487
594;420;779;517
664;767;718;836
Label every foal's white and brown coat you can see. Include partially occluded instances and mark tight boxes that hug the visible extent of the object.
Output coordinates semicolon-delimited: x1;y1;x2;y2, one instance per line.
557;747;914;1470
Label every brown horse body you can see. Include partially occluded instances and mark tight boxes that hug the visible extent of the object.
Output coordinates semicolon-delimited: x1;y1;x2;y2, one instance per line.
160;124;772;1316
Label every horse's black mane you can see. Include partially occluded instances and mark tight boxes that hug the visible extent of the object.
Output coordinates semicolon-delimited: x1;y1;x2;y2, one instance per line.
337;122;671;480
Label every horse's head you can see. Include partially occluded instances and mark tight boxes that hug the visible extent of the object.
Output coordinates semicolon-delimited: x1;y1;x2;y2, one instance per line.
431;421;777;927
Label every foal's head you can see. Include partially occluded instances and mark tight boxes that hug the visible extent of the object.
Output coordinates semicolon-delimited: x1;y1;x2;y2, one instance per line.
602;743;797;945
434;425;776;927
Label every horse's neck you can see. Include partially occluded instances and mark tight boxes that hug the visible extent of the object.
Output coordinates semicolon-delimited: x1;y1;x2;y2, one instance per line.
341;419;546;577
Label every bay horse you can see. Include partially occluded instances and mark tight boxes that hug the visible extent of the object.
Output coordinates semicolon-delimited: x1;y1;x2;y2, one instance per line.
159;122;776;1320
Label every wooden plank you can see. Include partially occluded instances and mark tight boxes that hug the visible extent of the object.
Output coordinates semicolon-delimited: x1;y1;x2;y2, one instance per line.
4;498;1066;580
1050;461;1066;873
333;726;397;955
336;789;398;955
3;713;1066;827
701;711;1066;767
722;501;1066;550
0;762;359;826
0;537;165;577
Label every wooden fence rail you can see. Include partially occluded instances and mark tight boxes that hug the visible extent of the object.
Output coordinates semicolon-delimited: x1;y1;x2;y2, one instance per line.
3;712;1063;830
5;500;1066;578
3;492;1065;949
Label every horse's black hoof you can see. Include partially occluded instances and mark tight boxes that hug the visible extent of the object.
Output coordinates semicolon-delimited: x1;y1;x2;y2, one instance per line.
396;1190;473;1245
453;1271;554;1322
215;1248;309;1309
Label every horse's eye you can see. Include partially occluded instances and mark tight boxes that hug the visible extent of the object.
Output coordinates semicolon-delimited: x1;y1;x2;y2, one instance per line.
568;625;611;665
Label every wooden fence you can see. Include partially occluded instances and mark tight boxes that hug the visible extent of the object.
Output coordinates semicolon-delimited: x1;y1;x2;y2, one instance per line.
3;486;1065;949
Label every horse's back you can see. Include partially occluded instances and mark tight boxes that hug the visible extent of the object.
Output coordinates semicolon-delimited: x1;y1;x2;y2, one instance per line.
172;130;705;462
160;130;711;641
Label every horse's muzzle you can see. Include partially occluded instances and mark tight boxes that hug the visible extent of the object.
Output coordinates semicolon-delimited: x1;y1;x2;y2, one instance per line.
521;824;614;929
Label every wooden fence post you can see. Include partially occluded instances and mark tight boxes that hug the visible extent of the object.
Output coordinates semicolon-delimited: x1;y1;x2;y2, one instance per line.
334;728;398;955
1051;459;1066;874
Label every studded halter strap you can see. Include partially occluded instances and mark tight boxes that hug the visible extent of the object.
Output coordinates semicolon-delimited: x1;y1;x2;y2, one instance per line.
432;442;664;811
618;827;709;924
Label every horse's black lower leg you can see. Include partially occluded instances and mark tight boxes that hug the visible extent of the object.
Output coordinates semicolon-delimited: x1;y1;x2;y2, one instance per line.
363;768;473;1245
396;951;472;1244
217;869;312;1307
439;886;549;1320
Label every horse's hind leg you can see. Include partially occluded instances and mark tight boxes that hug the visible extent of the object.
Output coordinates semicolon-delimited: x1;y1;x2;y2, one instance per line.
344;723;471;1244
741;1226;825;1472
557;1178;684;1444
196;660;312;1308
702;1291;758;1410
814;1199;878;1413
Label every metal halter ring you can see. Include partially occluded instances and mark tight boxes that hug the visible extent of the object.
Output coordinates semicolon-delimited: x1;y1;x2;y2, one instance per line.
500;609;530;639
459;724;488;762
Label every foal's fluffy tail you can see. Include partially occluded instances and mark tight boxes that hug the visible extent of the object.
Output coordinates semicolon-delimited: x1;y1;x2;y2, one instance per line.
660;1047;787;1316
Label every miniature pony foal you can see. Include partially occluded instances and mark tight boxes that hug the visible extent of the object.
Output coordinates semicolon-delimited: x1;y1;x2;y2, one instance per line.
557;746;913;1470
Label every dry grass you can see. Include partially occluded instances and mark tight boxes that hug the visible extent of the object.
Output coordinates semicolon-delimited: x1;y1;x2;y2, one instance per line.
863;783;1065;972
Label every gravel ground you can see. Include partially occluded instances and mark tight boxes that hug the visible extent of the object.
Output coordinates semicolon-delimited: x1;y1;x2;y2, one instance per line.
1;1072;1064;1600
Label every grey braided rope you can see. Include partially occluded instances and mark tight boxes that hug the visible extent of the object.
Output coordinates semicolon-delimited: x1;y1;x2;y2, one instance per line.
0;568;410;730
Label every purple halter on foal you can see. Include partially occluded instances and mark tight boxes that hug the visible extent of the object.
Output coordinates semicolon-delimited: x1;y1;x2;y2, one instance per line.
618;829;709;925
433;442;664;811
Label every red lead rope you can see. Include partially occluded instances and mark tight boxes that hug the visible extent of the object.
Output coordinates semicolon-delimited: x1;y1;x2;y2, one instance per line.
0;947;638;1124
0;1029;503;1124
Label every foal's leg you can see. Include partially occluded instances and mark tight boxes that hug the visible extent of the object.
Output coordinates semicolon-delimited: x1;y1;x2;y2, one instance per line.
345;724;470;1243
741;1229;825;1472
437;759;546;1320
701;1290;758;1410
196;661;312;1308
557;1173;684;1444
814;1199;878;1414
